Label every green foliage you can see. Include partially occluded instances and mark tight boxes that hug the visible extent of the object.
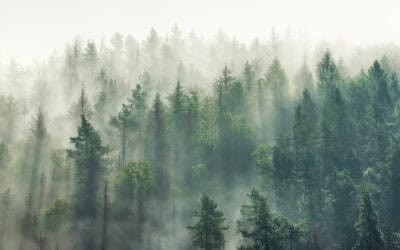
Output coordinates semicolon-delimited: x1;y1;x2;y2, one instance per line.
252;144;273;188
44;198;71;232
317;51;340;95
188;194;228;250
113;161;152;201
4;33;400;250
69;115;107;219
353;188;385;250
237;189;304;249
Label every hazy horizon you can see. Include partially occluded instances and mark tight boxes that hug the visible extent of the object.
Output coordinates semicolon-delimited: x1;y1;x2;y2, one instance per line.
1;0;400;63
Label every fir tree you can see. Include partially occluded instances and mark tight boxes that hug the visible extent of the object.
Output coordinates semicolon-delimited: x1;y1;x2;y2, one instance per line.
352;188;385;250
237;189;278;250
188;194;228;250
68;114;107;249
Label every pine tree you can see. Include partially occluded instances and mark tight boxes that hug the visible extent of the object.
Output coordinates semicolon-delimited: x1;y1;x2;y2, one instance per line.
0;142;8;170
101;181;109;250
386;144;400;247
243;61;256;93
218;66;234;90
128;84;147;136
368;60;392;116
364;61;392;165
292;90;323;248
237;189;279;250
70;114;107;218
272;137;294;213
0;188;11;250
69;88;93;125
113;161;152;248
83;41;98;77
294;63;314;95
110;103;136;166
317;51;340;98
353;188;385;250
147;93;169;200
187;194;228;250
389;72;400;103
68;114;107;249
168;80;188;169
265;57;291;137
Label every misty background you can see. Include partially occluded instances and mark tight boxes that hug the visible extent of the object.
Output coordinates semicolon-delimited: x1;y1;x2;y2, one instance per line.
1;0;399;62
2;0;400;250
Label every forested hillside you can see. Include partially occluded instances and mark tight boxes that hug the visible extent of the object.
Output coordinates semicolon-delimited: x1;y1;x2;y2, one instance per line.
1;28;400;249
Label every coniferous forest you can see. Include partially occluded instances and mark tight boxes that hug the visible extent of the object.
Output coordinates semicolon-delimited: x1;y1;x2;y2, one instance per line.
2;28;400;250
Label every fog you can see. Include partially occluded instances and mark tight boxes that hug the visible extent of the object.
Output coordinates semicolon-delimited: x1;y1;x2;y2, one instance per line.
1;0;400;62
2;1;400;250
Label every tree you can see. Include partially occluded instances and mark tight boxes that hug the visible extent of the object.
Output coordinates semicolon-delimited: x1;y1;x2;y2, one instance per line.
272;137;294;213
365;61;392;164
294;63;314;95
44;198;70;232
386;144;400;247
292;90;324;248
352;188;385;250
113;161;152;216
317;51;340;98
243;61;256;93
0;142;8;170
320;86;357;177
69;88;93;125
0;188;12;249
368;60;392;115
68;114;107;249
265;57;291;137
188;194;228;250
128;84;147;135
218;66;235;90
168;81;188;168
147;93;169;200
113;161;152;249
101;181;109;250
237;189;279;250
389;72;400;103
226;80;247;115
83;41;98;77
70;114;107;218
216;66;235;118
44;198;71;248
252;144;273;190
110;103;136;166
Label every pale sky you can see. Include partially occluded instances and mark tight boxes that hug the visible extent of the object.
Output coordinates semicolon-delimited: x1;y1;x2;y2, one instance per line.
0;0;399;63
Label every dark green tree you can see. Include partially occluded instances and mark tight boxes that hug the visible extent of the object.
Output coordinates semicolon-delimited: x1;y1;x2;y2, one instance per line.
147;93;169;200
187;194;228;250
110;103;136;166
237;189;279;250
68;114;107;249
352;188;385;250
265;57;291;137
243;61;256;93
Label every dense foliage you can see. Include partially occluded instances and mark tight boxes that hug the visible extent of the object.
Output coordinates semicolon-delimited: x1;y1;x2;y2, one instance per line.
1;28;400;249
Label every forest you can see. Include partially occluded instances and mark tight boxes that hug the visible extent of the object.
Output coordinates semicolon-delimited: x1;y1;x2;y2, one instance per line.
1;27;400;250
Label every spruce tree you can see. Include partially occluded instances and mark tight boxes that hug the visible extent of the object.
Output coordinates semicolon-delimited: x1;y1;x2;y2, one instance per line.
110;103;136;166
352;188;385;250
188;194;228;250
243;61;256;93
147;93;169;200
69;114;107;249
237;189;278;250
